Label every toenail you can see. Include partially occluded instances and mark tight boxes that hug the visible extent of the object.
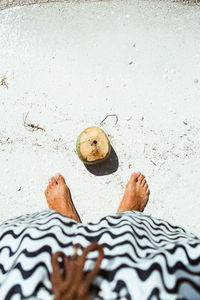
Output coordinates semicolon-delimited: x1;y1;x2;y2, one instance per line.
135;170;141;174
54;173;60;179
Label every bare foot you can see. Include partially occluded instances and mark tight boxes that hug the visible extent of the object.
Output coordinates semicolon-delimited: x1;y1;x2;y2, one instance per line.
117;172;150;213
45;173;81;222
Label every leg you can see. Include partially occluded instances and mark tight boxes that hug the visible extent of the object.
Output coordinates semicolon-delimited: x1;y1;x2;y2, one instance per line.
117;172;150;212
45;173;81;222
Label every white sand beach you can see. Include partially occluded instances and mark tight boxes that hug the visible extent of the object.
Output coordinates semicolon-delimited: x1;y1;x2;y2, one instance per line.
0;0;200;236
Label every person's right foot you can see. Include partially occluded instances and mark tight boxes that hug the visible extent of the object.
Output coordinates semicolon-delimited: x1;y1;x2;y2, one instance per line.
117;172;150;213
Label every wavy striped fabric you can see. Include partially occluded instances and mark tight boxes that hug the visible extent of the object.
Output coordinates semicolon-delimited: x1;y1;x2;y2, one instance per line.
0;209;200;299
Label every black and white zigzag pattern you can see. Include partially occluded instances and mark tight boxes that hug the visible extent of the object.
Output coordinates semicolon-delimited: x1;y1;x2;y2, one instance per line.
0;210;200;299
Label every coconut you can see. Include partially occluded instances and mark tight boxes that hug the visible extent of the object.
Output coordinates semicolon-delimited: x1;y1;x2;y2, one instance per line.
76;126;111;165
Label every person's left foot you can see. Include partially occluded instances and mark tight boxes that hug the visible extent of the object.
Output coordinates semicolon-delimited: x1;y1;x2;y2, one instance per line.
45;173;81;222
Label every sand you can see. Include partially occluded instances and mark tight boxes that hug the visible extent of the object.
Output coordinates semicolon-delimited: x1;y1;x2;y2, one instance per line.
0;0;200;237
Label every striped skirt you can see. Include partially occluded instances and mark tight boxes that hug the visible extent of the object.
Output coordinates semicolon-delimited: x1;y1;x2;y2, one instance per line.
0;209;200;299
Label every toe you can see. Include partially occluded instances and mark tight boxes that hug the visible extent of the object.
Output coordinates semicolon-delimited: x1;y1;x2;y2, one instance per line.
130;171;141;182
144;183;150;195
46;177;56;189
50;176;56;186
54;173;66;185
142;179;146;187
138;174;145;184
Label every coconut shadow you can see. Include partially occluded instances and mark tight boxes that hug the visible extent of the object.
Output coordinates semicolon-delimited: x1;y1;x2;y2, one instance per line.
84;146;119;176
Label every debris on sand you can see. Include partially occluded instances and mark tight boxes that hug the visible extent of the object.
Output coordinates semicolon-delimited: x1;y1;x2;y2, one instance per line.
100;114;118;125
1;76;8;89
23;112;46;132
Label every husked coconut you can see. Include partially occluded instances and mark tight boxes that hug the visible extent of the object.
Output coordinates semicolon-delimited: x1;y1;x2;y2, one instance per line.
76;126;111;164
